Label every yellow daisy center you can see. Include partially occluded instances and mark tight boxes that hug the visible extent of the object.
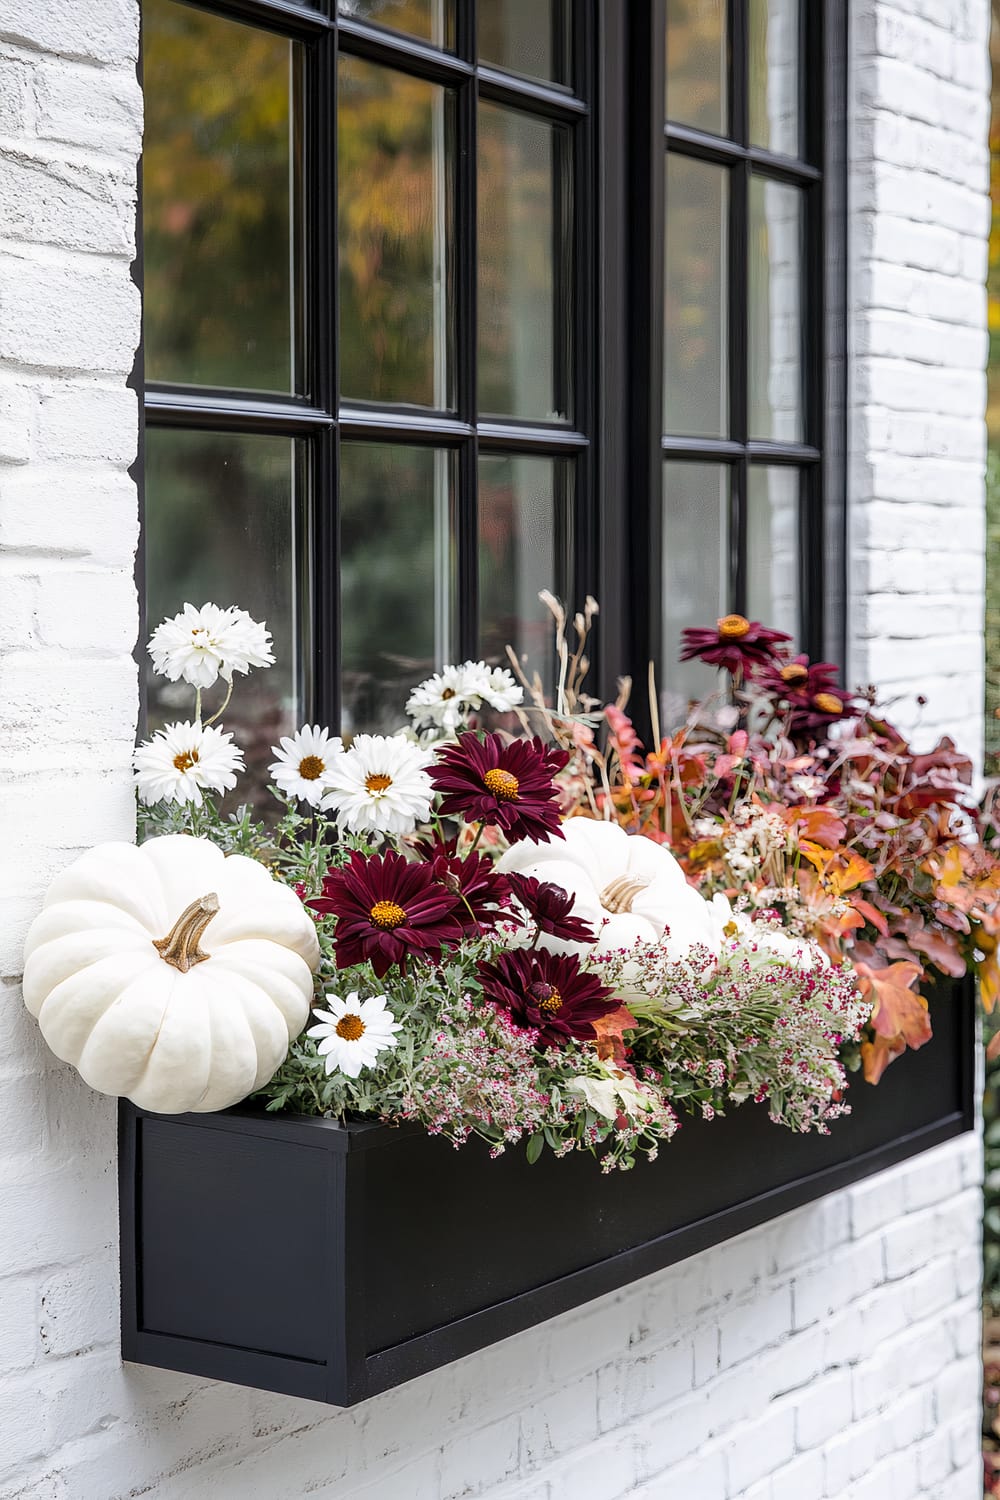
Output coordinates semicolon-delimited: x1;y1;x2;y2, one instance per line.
529;982;562;1013
812;692;844;716
299;755;325;780
370;900;406;930
335;1014;366;1041
484;768;520;801
365;772;393;794
780;663;809;687
717;614;751;640
173;749;200;772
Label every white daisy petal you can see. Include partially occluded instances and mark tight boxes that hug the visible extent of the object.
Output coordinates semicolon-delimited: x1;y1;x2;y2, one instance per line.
309;993;402;1079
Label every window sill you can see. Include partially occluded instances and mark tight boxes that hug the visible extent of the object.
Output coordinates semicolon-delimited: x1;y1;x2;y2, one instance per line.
119;976;974;1407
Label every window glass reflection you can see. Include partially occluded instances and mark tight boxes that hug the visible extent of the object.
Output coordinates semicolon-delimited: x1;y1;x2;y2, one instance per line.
747;466;800;642
749;0;800;158
478;455;572;691
478;104;571;423
338;0;454;49
749;176;804;441
666;0;727;136
661;463;729;725
144;429;304;795
479;0;570;86
339;57;455;409
143;0;300;393
664;155;729;438
340;444;456;734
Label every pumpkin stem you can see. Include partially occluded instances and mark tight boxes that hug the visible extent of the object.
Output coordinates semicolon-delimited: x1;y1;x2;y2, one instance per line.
599;876;650;914
154;893;220;973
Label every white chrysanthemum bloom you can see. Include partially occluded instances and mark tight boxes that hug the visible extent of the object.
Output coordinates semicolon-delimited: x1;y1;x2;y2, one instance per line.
405;663;483;732
132;720;245;806
321;733;434;835
269;724;343;807
481;665;523;713
218;606;275;679
147;602;274;688
307;993;402;1078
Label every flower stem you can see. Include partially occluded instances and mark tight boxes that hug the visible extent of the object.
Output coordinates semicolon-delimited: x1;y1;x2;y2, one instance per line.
468;820;486;855
204;677;233;727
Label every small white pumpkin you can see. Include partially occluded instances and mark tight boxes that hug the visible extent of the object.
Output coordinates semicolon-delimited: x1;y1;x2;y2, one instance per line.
499;819;724;960
22;834;320;1114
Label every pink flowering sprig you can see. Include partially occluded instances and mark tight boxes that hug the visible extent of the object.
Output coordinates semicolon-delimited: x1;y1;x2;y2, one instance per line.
599;935;871;1135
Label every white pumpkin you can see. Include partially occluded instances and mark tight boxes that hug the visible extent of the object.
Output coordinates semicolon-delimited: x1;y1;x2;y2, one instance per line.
499;819;723;960
22;834;321;1114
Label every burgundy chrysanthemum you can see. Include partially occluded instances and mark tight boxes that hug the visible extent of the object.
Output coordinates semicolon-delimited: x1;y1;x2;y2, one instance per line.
476;948;617;1048
432;851;512;935
758;654;862;739
430;732;569;844
308;849;464;978
679;614;790;676
507;872;596;944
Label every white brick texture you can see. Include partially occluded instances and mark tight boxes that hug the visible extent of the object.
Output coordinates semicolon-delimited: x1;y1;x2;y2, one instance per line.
0;1;989;1498
849;0;990;763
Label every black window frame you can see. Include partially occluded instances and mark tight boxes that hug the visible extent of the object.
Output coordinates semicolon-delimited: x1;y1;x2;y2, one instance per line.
137;0;847;732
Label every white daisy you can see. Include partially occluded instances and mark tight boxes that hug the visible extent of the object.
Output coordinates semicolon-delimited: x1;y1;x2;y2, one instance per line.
132;720;245;806
269;724;343;807
147;602;274;688
321;733;433;835
306;993;402;1078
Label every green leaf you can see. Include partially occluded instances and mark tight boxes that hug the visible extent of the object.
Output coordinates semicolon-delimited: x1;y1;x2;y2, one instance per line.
526;1131;544;1165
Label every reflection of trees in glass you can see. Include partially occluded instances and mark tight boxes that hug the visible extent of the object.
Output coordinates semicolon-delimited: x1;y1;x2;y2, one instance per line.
144;430;299;806
666;0;726;135
142;0;296;392
338;58;452;408
338;0;451;48
340;444;453;733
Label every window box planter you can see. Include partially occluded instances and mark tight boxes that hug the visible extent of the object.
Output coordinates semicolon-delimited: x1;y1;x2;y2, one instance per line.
120;977;974;1407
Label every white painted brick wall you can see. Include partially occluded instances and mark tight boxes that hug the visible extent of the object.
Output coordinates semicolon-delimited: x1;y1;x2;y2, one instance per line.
849;0;990;763
0;1;989;1497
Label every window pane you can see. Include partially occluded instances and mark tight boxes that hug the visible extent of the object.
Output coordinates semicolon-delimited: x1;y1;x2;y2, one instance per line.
750;0;800;158
747;466;799;641
749;176;803;441
478;105;571;423
144;430;304;751
143;0;300;393
338;0;454;50
664;155;728;438
478;455;573;688
339;58;455;409
666;0;727;136
661;463;729;725
340;444;456;733
479;0;570;86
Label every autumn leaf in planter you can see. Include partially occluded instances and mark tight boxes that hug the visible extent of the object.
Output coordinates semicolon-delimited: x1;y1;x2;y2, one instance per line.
856;961;933;1085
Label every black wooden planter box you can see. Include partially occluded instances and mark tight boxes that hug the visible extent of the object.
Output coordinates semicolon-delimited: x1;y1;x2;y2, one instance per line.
120;978;975;1406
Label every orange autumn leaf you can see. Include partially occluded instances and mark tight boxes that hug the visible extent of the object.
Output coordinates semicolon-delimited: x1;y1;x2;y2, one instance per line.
979;948;1000;1015
850;897;889;937
790;805;848;849
861;1033;908;1085
592;1004;637;1063
856;961;932;1048
799;842;874;897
